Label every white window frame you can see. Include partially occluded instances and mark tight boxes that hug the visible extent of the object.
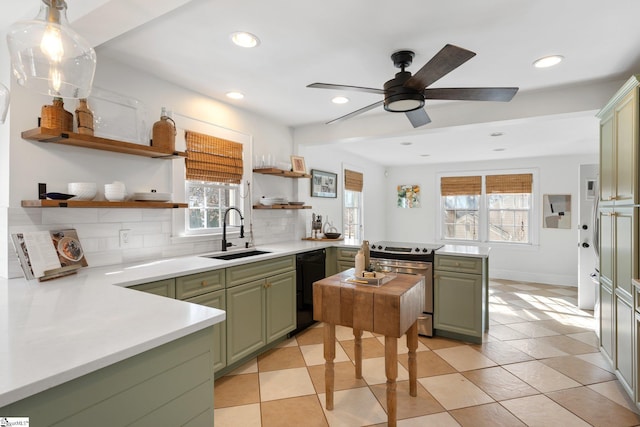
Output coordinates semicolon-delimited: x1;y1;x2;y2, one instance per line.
342;164;364;242
437;168;539;246
184;181;242;236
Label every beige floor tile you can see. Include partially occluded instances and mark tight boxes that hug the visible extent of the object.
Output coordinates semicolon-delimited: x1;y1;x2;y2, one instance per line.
258;346;306;372
501;394;591;426
375;335;430;354
295;326;325;346
261;395;328;427
588;380;640;413
488;311;528;325
577;351;615;373
340;336;386;360
419;335;466;350
318;387;387;427
214;403;262;427
487;324;530;340
334;324;374;341
369;380;445;420
505;337;569;359
547;287;579;296
540;355;616;385
214;373;260;408
418;373;494;410
276;336;298;348
307;360;366;394
462;367;538;401
227;357;258;375
398;349;457;378
449;402;527;426
535;334;600;355
360;356;410;385
392;412;462;426
502;360;581;392
259;367;316;402
547;386;640;426
566;331;599;347
511;308;555;321
471;341;533;365
506;284;540;291
299;342;350;366
433;345;497;372
504;321;560;337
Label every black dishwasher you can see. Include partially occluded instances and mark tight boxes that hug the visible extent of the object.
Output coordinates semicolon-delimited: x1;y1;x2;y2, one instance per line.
292;249;326;336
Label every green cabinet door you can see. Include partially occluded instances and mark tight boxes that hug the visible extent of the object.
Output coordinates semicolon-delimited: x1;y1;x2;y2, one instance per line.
185;290;227;373
226;279;266;365
129;278;176;298
266;270;296;343
434;270;483;340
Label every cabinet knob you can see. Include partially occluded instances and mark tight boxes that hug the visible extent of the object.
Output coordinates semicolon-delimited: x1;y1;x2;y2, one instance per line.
201;281;207;287
265;282;271;288
455;262;461;267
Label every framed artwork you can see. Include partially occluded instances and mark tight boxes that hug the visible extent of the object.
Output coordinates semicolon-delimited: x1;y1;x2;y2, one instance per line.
543;194;571;229
291;155;306;173
311;169;337;198
397;184;421;208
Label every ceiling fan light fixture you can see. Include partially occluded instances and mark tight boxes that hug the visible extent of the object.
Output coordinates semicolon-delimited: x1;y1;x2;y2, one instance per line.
533;55;563;68
384;93;424;112
7;0;96;98
230;31;260;48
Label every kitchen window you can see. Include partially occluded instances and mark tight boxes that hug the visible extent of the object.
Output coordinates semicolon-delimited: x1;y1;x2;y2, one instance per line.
344;169;363;241
186;181;241;234
440;172;534;244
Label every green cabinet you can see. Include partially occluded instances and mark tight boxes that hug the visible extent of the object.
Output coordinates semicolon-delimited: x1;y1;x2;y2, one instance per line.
129;278;176;298
336;247;358;272
226;279;266;364
185;290;226;373
434;254;488;344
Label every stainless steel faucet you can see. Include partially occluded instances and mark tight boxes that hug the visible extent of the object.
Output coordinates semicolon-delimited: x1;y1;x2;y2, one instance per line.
222;207;244;251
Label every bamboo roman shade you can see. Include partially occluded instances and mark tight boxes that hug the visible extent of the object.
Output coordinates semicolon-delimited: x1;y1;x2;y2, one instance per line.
184;130;243;184
344;169;363;192
486;173;533;194
441;176;482;196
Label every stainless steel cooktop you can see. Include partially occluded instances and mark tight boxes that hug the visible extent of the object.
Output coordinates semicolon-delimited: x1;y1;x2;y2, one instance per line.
370;241;444;255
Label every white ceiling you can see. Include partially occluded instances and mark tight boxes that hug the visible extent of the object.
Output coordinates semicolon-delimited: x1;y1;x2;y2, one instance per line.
7;0;640;165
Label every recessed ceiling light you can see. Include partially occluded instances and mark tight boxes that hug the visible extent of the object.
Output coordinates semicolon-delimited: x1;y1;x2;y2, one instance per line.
420;154;430;157
533;55;563;68
226;91;244;100
493;148;506;152
230;32;260;48
331;96;349;104
490;132;504;137
400;142;412;146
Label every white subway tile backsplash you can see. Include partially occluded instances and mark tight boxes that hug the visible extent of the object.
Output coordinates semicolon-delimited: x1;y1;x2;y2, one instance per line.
98;209;143;223
143;233;170;248
42;208;99;224
74;223;121;238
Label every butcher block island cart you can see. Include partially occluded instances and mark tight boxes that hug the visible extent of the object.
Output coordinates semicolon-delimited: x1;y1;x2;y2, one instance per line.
313;269;424;427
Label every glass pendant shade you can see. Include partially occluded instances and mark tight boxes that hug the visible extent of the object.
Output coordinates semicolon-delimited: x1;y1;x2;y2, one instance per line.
0;83;9;123
7;0;97;99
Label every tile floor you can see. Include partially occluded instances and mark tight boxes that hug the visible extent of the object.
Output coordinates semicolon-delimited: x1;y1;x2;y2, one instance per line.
213;279;640;426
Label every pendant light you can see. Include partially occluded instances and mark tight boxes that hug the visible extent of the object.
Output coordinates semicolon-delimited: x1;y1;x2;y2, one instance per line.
6;0;97;98
0;83;9;123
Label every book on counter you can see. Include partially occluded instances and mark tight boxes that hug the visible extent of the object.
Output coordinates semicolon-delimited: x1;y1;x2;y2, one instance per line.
11;228;88;281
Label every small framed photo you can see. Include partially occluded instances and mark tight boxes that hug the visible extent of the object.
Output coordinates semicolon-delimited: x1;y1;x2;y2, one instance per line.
311;169;338;198
291;156;306;173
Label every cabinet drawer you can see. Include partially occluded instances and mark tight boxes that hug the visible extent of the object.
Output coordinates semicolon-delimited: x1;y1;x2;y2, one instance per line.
176;270;225;300
336;248;357;261
226;255;295;288
435;255;483;274
129;278;176;298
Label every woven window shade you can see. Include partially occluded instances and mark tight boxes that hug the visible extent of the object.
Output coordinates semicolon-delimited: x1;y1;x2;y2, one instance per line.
441;176;482;196
486;173;533;194
185;130;243;184
344;169;363;192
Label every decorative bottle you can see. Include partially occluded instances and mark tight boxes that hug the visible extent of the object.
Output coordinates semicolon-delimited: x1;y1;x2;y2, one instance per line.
355;250;365;277
41;97;73;132
75;98;94;135
151;107;176;152
361;240;370;271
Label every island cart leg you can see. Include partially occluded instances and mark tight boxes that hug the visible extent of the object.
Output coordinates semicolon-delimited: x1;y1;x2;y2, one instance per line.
324;322;336;410
407;321;418;396
385;335;398;427
353;328;363;379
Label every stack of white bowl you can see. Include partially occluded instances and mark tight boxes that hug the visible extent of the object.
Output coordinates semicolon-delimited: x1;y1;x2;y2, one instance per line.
104;181;127;201
68;182;97;201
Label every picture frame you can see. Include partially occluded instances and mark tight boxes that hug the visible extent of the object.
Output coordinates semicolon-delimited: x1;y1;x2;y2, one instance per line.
291;155;307;173
311;169;338;198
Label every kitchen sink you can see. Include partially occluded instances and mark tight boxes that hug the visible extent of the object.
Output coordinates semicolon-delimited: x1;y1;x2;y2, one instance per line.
204;249;271;261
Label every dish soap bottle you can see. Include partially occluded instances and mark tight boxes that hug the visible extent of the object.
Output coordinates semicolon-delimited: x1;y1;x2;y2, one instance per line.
355;249;365;277
151;107;176;153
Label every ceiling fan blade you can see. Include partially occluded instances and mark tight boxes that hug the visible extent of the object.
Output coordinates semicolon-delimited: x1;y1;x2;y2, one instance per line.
424;87;519;102
404;44;476;91
307;83;385;95
326;100;384;125
405;108;431;128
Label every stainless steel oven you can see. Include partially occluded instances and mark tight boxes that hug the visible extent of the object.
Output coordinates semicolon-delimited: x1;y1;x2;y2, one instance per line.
370;241;442;337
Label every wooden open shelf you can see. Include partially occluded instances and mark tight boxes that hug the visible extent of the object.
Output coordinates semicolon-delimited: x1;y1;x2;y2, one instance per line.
22;127;186;159
253;168;311;178
253;204;311;210
22;200;188;209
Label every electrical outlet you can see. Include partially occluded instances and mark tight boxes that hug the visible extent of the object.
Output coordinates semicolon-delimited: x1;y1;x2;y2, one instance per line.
119;229;131;248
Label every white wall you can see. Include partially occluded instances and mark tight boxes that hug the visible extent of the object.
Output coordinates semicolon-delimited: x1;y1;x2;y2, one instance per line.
3;57;299;278
385;154;598;286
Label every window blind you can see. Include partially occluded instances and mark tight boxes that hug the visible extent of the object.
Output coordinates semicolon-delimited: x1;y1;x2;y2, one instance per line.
184;130;243;184
344;169;363;192
486;173;533;194
441;176;482;196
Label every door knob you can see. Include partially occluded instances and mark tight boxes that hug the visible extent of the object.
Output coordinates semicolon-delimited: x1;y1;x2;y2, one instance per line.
581;242;590;248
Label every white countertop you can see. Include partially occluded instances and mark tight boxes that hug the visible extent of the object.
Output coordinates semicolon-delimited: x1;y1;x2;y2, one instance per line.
436;244;491;258
0;239;344;408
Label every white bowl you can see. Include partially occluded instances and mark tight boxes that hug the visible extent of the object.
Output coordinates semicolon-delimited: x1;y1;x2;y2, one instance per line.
68;182;97;201
105;193;126;202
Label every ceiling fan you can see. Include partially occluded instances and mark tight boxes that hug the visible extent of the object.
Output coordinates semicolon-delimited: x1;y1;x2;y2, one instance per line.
307;44;519;128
